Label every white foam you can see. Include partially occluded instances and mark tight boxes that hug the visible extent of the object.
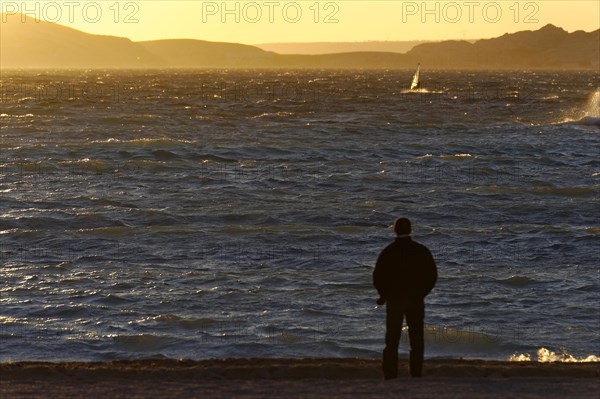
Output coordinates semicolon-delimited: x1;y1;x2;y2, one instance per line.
585;88;600;118
556;88;600;124
509;347;600;363
0;113;34;118
399;88;445;94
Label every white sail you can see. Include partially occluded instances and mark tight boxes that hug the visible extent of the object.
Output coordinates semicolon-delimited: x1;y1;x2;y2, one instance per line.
410;63;421;90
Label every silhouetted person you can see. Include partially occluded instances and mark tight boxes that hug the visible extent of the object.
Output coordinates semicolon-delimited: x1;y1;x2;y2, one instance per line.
373;217;437;379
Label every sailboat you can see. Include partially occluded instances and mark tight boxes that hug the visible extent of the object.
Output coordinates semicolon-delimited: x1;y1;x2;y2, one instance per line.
410;63;421;90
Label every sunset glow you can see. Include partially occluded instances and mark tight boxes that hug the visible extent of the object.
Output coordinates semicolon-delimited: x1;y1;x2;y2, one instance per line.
1;0;598;43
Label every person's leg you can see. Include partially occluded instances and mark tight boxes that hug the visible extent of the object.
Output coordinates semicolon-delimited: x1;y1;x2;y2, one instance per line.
406;300;425;377
382;301;404;379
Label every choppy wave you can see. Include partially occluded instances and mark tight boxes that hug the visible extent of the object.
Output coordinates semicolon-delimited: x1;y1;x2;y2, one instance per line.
1;70;599;362
585;88;600;117
576;116;600;126
495;276;537;287
558;88;600;126
422;326;506;358
89;137;196;146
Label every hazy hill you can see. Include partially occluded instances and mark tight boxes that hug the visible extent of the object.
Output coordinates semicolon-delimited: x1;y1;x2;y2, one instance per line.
0;13;163;68
138;39;276;68
1;14;598;69
407;24;600;69
256;41;432;55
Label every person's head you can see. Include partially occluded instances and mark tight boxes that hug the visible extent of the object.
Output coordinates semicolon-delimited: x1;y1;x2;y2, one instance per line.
393;217;412;236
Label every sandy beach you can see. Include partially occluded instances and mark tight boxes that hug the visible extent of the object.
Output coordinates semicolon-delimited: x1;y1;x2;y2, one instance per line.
1;358;598;399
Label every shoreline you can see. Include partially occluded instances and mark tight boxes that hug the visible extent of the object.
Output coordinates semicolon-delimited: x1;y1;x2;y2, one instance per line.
2;357;600;379
2;358;598;399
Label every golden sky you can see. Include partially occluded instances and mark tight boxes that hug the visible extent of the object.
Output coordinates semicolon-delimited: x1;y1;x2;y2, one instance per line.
3;0;599;43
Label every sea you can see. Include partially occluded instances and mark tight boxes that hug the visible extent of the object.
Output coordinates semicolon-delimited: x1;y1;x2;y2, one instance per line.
1;69;599;363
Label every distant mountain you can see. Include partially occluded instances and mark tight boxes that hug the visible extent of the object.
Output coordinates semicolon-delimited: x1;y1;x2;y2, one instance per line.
138;39;276;68
1;14;598;69
255;41;433;55
0;13;163;68
407;24;600;69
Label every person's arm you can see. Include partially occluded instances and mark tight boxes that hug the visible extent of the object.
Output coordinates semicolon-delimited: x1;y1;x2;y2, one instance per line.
373;250;388;302
423;248;437;297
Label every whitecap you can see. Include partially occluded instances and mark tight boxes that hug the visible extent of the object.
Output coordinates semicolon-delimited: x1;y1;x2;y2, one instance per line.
509;348;600;363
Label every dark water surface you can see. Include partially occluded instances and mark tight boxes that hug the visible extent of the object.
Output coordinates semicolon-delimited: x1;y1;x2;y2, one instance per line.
1;70;598;361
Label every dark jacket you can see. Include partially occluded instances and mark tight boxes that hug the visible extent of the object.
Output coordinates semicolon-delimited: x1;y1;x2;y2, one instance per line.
373;237;437;302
